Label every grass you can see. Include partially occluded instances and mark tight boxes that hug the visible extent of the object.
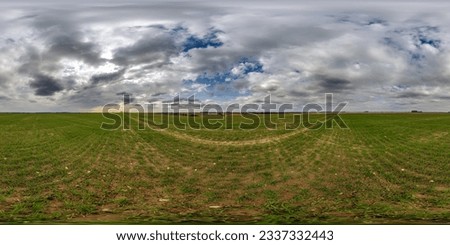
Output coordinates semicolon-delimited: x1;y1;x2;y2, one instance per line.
0;113;449;224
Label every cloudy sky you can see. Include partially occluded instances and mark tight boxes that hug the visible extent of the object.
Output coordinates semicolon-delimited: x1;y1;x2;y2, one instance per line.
0;0;449;112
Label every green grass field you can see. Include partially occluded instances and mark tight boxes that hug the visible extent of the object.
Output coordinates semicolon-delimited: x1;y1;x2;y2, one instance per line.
0;113;449;224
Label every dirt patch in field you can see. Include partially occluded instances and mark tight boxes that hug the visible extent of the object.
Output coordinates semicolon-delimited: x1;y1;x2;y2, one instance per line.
3;196;21;204
70;212;130;222
412;193;429;199
152;127;308;146
130;116;309;146
435;186;450;192
47;200;64;213
1;187;26;205
416;131;448;143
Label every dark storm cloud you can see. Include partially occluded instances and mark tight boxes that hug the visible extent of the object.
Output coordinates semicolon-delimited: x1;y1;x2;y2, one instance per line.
90;69;126;85
151;92;167;97
20;10;106;68
116;92;131;96
396;91;428;98
47;35;105;66
0;95;11;101
315;75;352;93
29;74;64;96
288;90;309;97
112;34;177;66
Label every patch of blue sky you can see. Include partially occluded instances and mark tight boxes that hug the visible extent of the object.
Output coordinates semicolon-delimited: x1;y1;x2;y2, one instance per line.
182;59;263;99
182;30;224;52
189;59;263;86
417;35;441;49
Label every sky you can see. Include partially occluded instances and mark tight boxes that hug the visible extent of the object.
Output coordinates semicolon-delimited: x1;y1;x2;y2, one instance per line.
0;0;449;112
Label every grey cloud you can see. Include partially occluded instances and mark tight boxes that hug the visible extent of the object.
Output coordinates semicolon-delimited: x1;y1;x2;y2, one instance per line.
0;74;9;88
0;95;11;101
116;92;131;96
47;35;105;66
162;97;201;104
67;89;104;108
166;96;202;109
29;74;64;96
396;91;428;98
112;34;177;66
90;69;126;85
232;79;250;90
116;92;134;104
151;92;167;97
20;10;106;70
288;90;309;97
17;46;60;75
315;75;352;93
17;14;38;20
333;14;388;27
148;98;161;103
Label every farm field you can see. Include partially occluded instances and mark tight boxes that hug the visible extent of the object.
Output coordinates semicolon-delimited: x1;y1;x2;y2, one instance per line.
0;113;449;224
